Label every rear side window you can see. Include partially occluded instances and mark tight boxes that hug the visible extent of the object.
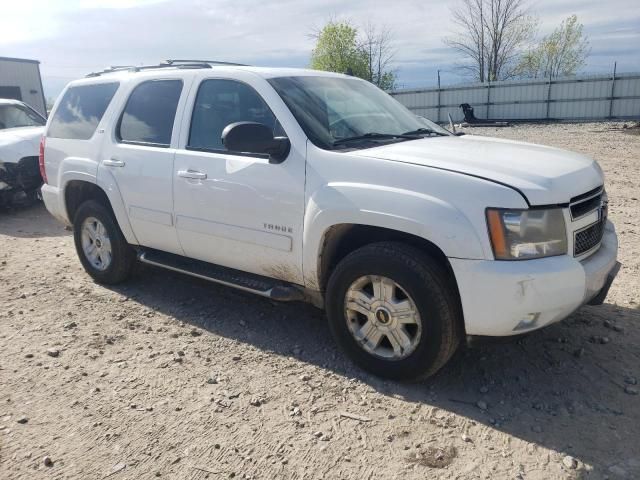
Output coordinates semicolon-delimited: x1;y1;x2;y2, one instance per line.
48;82;119;140
117;80;182;146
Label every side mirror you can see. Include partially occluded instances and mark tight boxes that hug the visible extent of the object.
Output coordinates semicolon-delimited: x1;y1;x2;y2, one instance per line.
221;122;290;164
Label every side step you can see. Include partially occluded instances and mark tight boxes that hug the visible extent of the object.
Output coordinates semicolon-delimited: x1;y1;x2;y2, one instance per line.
138;249;305;302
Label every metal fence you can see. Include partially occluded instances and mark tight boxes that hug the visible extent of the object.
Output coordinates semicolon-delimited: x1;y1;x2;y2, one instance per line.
390;71;640;123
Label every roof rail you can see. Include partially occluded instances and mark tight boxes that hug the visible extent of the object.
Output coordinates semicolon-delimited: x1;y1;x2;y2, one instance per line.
85;59;246;77
164;59;248;66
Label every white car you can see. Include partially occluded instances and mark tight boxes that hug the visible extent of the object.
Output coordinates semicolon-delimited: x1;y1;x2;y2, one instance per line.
0;99;46;206
40;60;619;380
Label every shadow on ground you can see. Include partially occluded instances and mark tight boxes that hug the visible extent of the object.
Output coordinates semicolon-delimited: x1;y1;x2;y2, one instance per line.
107;263;640;477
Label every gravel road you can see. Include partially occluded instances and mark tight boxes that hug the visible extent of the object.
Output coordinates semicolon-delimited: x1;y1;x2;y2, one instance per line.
1;122;639;479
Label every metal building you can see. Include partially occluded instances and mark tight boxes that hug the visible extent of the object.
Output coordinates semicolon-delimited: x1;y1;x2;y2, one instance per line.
0;56;47;116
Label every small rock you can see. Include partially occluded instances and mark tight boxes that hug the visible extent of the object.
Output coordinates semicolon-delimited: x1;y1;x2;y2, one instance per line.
624;385;639;395
249;397;262;407
43;456;53;467
190;329;202;337
16;415;28;424
562;455;578;469
476;400;488;411
46;348;60;358
624;375;637;385
461;434;472;442
313;431;323;438
207;377;219;385
300;374;311;382
24;353;34;359
63;321;77;330
232;355;241;361
177;350;185;357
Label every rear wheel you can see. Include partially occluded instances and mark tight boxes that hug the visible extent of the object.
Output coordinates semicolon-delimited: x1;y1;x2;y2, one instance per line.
326;242;462;381
73;200;135;284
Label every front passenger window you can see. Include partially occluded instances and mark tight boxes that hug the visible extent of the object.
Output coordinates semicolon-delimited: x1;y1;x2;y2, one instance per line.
188;79;282;152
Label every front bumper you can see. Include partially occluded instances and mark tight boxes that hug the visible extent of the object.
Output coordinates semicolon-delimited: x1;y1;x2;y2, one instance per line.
0;158;42;206
450;221;619;337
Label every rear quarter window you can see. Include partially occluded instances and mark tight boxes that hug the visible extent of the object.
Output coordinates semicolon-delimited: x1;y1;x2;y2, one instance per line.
48;82;119;140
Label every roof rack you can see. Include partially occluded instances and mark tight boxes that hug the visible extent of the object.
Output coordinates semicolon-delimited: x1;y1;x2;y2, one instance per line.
85;59;247;78
164;59;247;66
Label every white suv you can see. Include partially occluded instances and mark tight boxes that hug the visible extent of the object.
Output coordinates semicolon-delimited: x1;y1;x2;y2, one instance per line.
41;60;619;380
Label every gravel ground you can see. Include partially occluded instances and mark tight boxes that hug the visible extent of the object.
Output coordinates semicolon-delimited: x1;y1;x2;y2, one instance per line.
1;122;639;480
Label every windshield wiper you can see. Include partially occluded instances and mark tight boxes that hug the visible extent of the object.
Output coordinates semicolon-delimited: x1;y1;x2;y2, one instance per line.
401;127;448;137
333;132;419;146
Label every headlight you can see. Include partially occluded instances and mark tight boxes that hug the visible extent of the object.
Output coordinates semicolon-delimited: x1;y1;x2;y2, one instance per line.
486;208;567;260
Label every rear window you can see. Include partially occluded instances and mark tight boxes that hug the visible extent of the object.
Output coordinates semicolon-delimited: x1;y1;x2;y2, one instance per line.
48;82;119;140
117;80;183;147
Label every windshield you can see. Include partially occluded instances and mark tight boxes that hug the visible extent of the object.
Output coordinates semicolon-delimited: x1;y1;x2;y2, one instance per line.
268;75;449;150
0;104;45;130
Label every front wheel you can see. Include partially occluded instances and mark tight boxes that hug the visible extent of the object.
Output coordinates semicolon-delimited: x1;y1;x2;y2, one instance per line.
326;242;463;381
73;200;135;284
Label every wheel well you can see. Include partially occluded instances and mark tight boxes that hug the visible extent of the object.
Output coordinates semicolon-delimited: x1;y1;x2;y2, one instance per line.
318;224;455;292
64;181;113;223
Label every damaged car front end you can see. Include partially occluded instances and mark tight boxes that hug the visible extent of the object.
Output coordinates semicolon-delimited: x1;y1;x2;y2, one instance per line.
0;156;42;206
0;100;46;207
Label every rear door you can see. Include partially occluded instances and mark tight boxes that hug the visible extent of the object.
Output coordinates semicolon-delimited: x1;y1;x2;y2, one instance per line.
99;76;191;255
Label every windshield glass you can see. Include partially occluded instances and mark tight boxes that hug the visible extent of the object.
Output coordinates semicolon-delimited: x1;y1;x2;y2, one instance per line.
0;104;45;130
268;75;448;150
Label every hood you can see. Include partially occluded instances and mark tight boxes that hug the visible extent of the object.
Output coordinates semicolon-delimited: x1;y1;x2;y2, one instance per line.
356;135;603;205
0;126;44;164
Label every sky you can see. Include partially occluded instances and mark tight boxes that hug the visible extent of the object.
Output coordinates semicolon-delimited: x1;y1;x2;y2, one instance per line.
2;0;639;100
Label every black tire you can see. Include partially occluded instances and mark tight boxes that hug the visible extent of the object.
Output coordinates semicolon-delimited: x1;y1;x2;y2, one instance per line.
73;200;135;284
326;242;463;381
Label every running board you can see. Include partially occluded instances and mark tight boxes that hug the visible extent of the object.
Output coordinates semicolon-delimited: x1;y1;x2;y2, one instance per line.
138;249;305;302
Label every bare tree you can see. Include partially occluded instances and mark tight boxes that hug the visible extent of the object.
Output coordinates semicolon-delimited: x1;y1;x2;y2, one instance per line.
445;0;537;82
360;22;397;90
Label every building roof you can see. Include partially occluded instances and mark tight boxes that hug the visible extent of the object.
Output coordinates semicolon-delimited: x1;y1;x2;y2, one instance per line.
0;56;40;65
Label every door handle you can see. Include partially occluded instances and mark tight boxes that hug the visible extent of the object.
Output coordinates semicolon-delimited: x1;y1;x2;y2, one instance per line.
177;169;207;180
103;158;125;167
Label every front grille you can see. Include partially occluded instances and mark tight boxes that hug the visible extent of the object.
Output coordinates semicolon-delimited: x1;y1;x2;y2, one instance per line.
574;219;605;256
570;187;603;219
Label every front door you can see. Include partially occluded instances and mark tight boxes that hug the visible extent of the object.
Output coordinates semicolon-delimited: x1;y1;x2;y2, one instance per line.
100;78;187;255
173;77;305;285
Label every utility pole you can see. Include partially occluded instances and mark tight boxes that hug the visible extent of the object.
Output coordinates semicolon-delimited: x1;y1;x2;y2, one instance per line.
480;0;484;82
437;69;442;123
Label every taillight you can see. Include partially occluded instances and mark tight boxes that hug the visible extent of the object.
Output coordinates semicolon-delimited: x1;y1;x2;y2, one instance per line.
39;136;47;184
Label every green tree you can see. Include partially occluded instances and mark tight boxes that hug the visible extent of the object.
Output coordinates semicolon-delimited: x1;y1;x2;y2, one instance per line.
310;21;368;79
516;15;589;78
310;21;397;90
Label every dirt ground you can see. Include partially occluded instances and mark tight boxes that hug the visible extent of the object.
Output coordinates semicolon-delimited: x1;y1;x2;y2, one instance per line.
1;122;639;480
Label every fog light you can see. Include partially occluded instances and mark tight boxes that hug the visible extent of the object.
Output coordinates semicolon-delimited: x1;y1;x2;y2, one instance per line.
513;313;540;331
